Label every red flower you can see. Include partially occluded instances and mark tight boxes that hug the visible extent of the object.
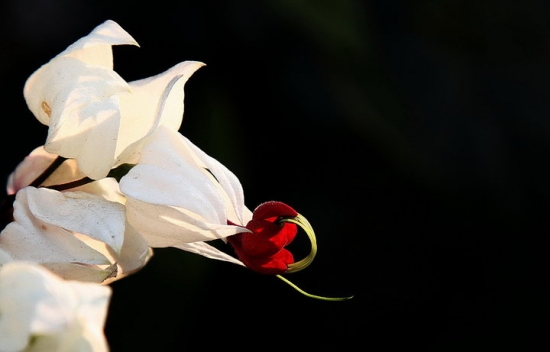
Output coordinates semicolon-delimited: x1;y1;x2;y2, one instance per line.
228;201;298;275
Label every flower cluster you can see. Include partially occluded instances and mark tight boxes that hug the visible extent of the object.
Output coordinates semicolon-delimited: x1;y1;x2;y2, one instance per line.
0;20;351;351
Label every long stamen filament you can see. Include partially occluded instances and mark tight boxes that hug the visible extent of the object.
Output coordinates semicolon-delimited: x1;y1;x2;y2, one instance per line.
275;213;353;301
281;214;317;273
276;274;353;301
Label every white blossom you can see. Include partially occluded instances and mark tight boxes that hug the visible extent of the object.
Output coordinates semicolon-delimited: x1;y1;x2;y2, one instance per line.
120;126;250;265
0;147;152;283
0;258;111;352
23;20;204;180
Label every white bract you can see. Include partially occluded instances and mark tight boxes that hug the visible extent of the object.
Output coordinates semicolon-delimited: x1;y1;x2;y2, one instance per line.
119;125;251;265
23;19;204;180
0;259;111;352
0;147;152;283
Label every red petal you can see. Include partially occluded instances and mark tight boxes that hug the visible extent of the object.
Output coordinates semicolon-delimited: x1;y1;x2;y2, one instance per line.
237;248;294;275
239;219;297;256
227;201;300;275
252;201;298;221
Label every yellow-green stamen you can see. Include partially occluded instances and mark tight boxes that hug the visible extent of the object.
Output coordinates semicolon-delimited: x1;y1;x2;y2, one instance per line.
276;274;354;301
277;213;353;301
280;214;317;274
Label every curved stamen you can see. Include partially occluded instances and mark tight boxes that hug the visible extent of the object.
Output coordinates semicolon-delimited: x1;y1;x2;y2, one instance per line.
280;213;317;274
276;274;354;301
276;213;354;301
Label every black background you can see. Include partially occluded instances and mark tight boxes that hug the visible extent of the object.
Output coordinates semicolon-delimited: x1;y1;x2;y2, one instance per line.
1;1;549;350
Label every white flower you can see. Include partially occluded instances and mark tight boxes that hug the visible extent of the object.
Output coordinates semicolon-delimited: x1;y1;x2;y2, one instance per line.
0;146;152;283
0;259;111;352
0;186;124;283
119;125;251;265
23;19;204;180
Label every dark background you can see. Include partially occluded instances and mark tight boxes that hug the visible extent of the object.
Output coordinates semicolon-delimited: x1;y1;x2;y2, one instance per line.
1;0;549;350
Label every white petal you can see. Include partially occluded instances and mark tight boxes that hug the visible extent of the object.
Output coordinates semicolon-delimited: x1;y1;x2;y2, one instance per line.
174;241;245;266
41;262;117;283
184;132;252;225
46;93;122;180
124;197;248;248
0;188;124;274
115;61;205;165
23;20;203;180
24;31;133;126
123;126;247;219
121;162;227;224
59;19;139;67
7;146;56;194
120;127;227;218
102;221;153;285
26;188;125;253
23;57;128;180
0;262;111;352
0;248;13;265
7;146;125;206
120;127;252;247
22;20;136;180
0;190;110;266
